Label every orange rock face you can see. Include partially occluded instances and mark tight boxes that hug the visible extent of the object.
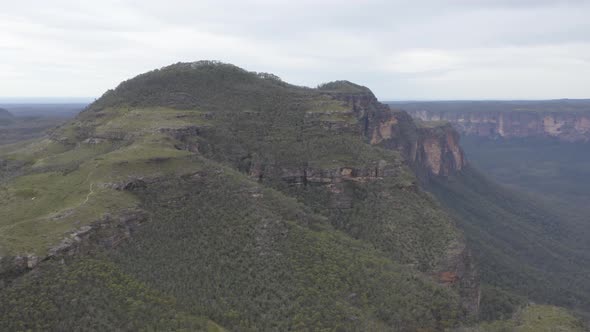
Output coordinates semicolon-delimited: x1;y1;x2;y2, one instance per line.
439;271;460;285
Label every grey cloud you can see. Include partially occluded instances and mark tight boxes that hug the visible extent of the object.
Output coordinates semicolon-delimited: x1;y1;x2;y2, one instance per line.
1;0;589;99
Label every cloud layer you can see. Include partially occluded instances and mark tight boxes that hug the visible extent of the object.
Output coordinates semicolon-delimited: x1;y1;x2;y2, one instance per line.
1;0;589;100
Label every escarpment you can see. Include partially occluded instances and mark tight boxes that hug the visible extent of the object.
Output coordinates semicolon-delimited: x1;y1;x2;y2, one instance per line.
408;108;590;142
317;81;467;177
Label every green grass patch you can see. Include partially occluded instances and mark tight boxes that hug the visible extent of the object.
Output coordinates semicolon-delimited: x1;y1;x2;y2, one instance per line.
94;107;208;137
470;305;587;332
0;168;137;255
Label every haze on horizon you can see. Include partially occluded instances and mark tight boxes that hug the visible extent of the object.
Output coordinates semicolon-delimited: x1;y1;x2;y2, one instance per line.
1;0;590;101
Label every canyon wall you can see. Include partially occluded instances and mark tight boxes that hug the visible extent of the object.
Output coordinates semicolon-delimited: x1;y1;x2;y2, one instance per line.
408;109;590;142
368;107;466;177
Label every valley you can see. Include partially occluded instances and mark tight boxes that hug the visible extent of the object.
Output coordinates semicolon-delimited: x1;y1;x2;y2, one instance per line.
396;99;590;324
0;103;81;145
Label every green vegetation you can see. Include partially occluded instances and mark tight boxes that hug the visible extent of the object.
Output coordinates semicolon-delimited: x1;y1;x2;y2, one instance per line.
275;170;458;272
0;106;206;256
478;285;526;322
317;80;372;94
462;305;587;332
462;136;590;207
0;257;221;331
0;169;137;255
427;167;590;317
110;163;463;331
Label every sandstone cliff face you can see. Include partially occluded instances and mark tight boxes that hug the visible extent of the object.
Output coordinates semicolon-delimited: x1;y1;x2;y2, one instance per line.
409;109;590;142
368;108;466;177
415;125;466;176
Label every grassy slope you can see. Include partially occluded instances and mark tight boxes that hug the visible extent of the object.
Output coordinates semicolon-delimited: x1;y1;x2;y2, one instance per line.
463;304;587;332
0;106;203;256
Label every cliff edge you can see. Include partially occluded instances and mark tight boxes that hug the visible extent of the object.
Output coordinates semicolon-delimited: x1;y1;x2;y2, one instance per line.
402;102;590;142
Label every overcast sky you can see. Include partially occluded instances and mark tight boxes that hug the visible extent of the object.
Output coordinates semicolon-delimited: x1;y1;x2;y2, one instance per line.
1;0;590;100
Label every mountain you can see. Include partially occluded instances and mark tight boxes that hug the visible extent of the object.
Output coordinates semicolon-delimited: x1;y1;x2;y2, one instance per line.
0;108;14;125
391;100;590;142
0;108;12;117
0;61;479;331
1;61;587;330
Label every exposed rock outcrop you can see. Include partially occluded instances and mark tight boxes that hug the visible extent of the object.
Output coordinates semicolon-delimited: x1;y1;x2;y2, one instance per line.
409;109;590;142
367;109;466;177
414;124;466;176
0;208;147;288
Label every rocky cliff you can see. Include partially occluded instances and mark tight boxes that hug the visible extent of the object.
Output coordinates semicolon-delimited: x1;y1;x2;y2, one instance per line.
318;83;466;177
368;110;466;177
407;109;590;142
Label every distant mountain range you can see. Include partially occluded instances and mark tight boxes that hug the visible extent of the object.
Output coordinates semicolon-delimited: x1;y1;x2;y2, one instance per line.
390;100;590;142
0;97;94;104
